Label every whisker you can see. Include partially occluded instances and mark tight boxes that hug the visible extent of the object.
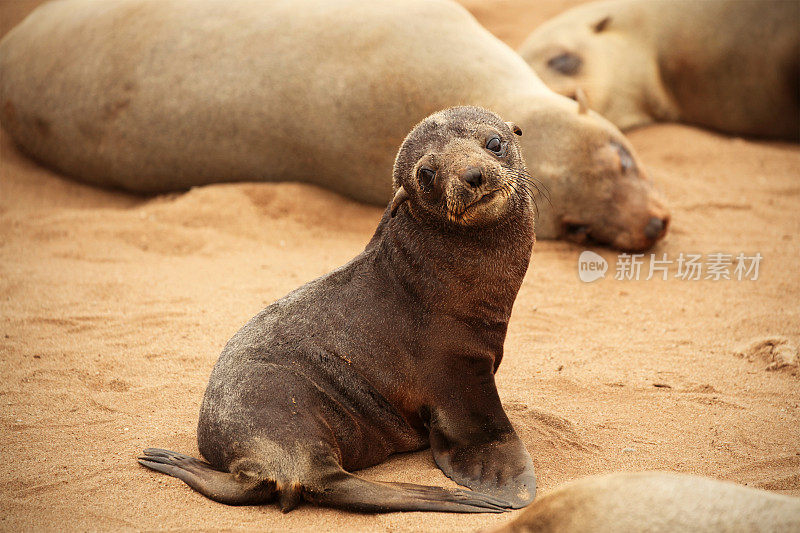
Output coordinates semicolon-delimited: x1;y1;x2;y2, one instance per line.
505;179;538;221
517;173;552;208
504;166;552;209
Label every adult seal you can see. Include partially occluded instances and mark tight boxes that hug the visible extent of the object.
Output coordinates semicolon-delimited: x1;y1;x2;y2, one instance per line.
138;106;538;513
0;0;669;251
518;0;800;140
491;472;800;532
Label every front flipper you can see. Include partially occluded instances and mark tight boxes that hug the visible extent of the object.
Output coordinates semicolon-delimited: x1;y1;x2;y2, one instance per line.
431;429;536;508
426;383;537;508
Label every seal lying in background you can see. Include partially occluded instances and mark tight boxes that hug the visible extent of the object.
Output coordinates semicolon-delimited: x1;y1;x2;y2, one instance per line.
518;0;800;140
0;0;668;251
491;471;800;532
138;107;537;513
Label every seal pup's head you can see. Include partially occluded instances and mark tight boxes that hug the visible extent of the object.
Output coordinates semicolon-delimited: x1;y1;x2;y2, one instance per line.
390;106;534;229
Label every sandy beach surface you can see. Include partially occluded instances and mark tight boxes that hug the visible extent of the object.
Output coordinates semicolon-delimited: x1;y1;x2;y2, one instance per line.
1;0;798;531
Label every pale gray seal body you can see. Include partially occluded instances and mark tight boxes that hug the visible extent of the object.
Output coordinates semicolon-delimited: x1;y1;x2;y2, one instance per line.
519;0;800;140
138;106;538;513
491;471;800;532
0;0;669;250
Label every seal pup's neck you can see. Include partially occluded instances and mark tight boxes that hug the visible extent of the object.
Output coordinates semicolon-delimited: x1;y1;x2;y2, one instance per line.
368;202;534;345
370;105;536;371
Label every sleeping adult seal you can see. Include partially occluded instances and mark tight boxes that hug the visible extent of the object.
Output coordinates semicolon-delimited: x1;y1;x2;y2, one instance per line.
0;0;669;251
518;0;800;140
491;471;800;532
138;106;537;513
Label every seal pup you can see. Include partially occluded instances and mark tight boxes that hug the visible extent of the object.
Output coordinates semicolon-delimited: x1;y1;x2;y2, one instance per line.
0;0;668;251
490;471;800;532
518;0;800;140
138;106;537;513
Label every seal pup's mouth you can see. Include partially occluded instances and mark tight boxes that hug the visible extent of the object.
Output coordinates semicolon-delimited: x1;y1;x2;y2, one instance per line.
468;188;502;209
447;188;505;223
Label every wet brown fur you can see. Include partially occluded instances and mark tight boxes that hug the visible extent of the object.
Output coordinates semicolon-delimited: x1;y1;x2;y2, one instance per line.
139;107;537;513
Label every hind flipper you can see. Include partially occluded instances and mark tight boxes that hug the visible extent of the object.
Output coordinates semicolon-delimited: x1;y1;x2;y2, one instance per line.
138;448;275;506
307;469;512;513
140;448;511;513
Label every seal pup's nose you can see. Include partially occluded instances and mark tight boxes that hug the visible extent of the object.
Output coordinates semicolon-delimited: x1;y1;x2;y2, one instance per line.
460;166;483;188
644;216;668;240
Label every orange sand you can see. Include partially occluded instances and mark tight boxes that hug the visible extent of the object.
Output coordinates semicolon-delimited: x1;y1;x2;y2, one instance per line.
1;1;798;531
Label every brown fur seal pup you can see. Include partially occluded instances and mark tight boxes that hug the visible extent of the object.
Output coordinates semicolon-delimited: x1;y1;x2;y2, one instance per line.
491;471;800;532
518;0;800;140
138;106;538;513
0;0;668;251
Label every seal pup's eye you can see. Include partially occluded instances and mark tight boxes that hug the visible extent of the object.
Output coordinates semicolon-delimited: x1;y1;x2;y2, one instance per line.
486;137;504;155
548;52;582;75
418;167;436;189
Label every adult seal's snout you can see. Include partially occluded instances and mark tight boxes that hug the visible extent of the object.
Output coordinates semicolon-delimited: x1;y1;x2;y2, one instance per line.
644;217;666;240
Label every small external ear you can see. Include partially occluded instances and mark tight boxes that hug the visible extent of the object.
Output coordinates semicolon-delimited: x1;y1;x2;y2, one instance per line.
575;87;590;114
390;186;409;217
592;15;611;33
505;121;523;136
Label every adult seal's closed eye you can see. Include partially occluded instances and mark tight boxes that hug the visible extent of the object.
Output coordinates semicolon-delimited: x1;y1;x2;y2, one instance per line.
518;0;800;140
0;0;669;251
138;106;537;513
